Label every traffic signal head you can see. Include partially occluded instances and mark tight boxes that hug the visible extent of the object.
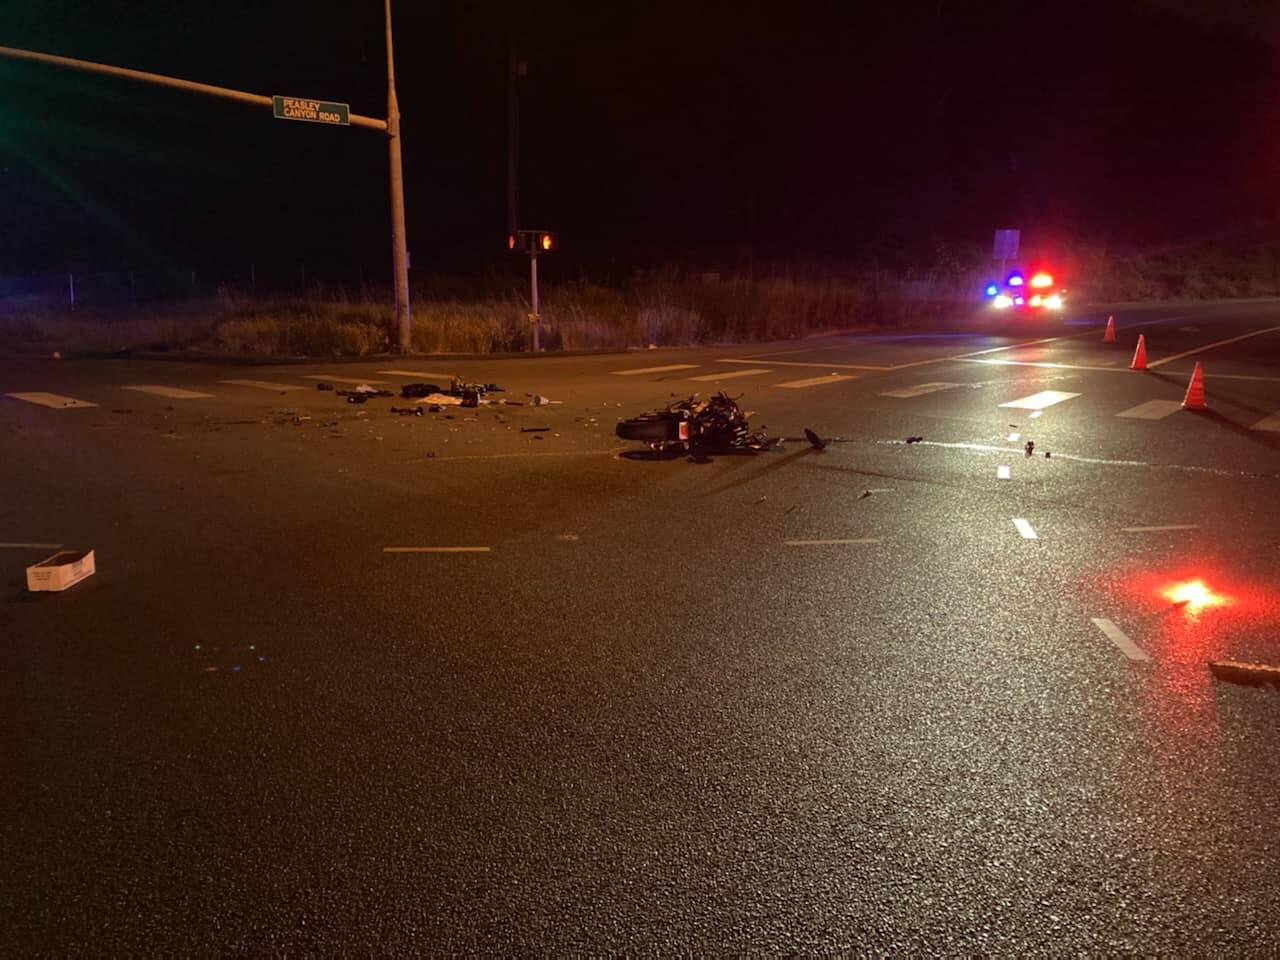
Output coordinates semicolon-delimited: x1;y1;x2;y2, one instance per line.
540;232;553;252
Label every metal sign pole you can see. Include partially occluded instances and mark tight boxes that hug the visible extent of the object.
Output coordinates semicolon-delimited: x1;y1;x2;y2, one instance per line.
530;250;540;352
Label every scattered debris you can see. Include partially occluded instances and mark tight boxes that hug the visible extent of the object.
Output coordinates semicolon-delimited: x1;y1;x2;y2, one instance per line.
803;428;827;450
346;394;368;404
427;404;443;413
291;415;312;425
905;436;924;444
784;505;799;514
26;549;95;593
755;496;767;504
522;426;551;433
530;394;561;406
1044;450;1051;459
389;406;424;417
316;382;335;391
859;489;873;499
533;434;544;440
556;533;580;541
1024;440;1036;457
503;400;525;406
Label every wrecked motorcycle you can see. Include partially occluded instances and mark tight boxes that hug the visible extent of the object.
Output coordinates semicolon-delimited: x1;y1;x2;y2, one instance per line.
615;392;776;452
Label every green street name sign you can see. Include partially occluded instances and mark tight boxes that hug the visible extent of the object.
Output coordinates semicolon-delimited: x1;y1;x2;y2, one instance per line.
272;95;349;126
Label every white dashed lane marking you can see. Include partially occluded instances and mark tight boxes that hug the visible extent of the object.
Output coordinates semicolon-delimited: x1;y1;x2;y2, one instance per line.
1252;411;1280;432
1116;399;1183;420
1012;518;1038;539
6;392;97;409
688;368;771;382
775;374;857;389
304;375;389;385
998;390;1081;411
611;364;699;376
122;385;214;399
219;379;307;392
1091;618;1151;662
997;465;1011;480
1121;524;1200;533
878;382;961;399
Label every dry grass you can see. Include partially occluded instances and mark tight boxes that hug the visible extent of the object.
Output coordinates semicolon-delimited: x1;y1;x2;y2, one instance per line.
8;242;1278;358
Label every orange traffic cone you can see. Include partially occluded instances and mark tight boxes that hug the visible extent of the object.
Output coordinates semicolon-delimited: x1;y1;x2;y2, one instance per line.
1182;361;1206;409
1103;315;1116;342
1130;334;1148;370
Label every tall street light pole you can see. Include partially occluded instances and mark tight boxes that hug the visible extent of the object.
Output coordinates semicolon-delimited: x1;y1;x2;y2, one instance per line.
385;0;411;354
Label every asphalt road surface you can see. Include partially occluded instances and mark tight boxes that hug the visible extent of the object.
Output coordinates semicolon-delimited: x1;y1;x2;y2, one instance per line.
3;301;1279;954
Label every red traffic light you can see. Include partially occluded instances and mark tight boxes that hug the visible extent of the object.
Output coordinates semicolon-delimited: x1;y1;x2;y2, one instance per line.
507;233;516;251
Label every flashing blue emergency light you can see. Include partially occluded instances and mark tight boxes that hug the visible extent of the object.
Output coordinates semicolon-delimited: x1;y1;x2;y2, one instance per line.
1007;273;1025;287
984;283;999;297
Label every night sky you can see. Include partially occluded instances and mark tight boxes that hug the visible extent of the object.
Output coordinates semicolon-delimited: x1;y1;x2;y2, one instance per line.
3;1;1279;281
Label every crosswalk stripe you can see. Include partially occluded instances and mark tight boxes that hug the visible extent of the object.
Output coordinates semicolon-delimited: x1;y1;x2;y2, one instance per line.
377;370;455;378
878;381;961;399
1252;411;1280;432
688;368;771;382
218;379;308;392
6;392;97;409
611;364;700;376
775;374;857;389
303;375;389;385
1116;399;1183;420
1012;518;1038;539
122;385;214;399
998;390;1081;411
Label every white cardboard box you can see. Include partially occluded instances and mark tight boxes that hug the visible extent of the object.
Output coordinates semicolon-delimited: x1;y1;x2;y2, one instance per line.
26;549;96;592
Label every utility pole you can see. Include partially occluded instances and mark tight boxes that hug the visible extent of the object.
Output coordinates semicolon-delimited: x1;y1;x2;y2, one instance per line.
506;49;523;237
385;0;411;354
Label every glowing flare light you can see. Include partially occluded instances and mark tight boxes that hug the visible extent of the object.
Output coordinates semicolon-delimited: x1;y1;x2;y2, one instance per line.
1162;579;1228;613
1030;272;1054;288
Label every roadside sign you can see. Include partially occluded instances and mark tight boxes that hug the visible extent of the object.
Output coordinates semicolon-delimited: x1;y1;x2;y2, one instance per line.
272;95;349;126
993;229;1020;261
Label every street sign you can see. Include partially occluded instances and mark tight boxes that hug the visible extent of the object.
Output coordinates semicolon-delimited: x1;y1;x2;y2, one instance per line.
272;95;349;126
993;229;1020;261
